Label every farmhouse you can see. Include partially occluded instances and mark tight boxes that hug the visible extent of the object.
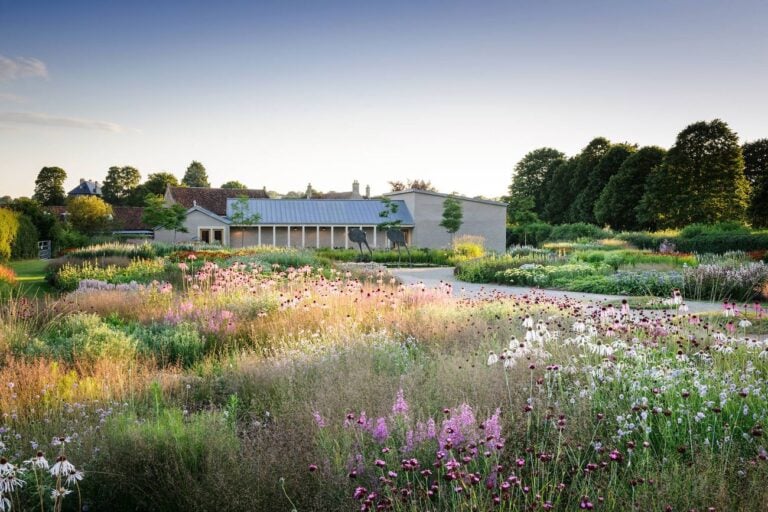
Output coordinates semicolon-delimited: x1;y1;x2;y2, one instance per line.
154;186;507;252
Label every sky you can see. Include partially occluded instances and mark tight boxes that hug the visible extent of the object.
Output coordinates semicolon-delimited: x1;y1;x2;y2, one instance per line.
1;0;767;199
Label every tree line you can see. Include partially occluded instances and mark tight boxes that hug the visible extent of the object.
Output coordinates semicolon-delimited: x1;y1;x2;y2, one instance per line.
507;119;768;230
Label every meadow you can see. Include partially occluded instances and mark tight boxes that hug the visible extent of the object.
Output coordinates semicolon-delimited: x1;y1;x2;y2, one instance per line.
0;244;766;511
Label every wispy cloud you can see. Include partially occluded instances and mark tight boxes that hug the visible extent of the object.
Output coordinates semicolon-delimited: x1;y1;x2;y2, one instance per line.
0;111;132;133
0;55;48;81
0;92;28;103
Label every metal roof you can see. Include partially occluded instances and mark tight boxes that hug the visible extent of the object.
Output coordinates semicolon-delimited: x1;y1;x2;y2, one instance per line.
226;199;413;226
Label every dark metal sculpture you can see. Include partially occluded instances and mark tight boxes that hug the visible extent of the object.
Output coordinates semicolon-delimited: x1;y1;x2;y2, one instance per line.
348;228;373;259
386;229;411;266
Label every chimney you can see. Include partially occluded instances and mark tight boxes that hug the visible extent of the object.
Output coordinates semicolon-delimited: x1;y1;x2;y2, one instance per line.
306;183;312;199
365;184;370;199
352;180;360;198
80;178;85;184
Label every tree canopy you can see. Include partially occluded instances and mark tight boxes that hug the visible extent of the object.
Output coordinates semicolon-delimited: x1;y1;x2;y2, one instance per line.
508;147;565;220
594;146;666;231
181;161;210;188
221;180;248;190
102;166;141;205
66;196;113;234
33;167;67;206
143;172;179;196
638;119;749;228
744;139;768;227
389;180;437;192
569;137;612;222
142;195;188;240
575;143;637;225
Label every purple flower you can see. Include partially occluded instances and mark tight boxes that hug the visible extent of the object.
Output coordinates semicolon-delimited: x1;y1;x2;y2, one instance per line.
392;388;409;416
312;411;326;428
372;417;389;443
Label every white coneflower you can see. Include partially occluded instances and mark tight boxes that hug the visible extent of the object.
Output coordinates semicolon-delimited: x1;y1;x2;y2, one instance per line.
65;470;84;486
524;328;537;343
508;336;519;350
522;316;534;328
0;458;25;494
572;321;586;333
487;351;499;366
0;495;10;512
25;451;49;470
50;456;76;478
50;487;72;499
739;319;753;328
678;303;689;313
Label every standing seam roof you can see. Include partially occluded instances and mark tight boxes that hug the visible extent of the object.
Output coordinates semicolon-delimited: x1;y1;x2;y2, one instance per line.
226;199;413;225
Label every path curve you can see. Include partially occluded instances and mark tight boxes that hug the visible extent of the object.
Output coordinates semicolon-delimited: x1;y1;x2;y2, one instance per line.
389;266;723;314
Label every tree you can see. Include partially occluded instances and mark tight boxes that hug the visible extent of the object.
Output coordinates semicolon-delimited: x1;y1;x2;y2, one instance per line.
638;119;749;228
102;166;141;205
377;197;402;231
182;161;210;187
508;148;565;219
0;208;20;261
575;143;637;225
594;146;666;231
143;172;179;196
33;167;67;206
7;197;60;242
543;158;577;224
569;137;612;222
66;196;113;234
142;195;188;242
744;139;768;227
229;196;261;247
221;180;248;190
439;196;463;242
388;179;437;192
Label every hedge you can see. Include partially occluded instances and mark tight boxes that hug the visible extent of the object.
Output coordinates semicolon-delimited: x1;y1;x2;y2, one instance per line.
11;214;39;260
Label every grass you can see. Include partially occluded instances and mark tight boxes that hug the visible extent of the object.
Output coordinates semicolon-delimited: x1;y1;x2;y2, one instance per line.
8;258;53;297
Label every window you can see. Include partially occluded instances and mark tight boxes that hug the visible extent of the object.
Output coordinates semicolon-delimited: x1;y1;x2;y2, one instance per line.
199;227;225;245
200;229;210;243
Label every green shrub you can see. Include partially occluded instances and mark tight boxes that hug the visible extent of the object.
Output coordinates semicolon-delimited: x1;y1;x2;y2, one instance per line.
547;223;611;242
679;222;750;238
506;222;553;247
36;313;136;363
0;208;20;262
130;322;207;368
495;262;609;287
315;247;453;266
454;253;560;282
10;214;39;260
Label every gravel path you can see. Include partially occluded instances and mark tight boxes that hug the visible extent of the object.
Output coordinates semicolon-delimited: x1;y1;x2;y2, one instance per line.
389;266;724;314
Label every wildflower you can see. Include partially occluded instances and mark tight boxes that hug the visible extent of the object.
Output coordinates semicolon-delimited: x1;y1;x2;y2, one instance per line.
51;487;72;499
487;351;499;366
25;451;49;470
50;456;76;478
65;470;84;486
312;411;326;428
372;418;389;443
392;389;409;416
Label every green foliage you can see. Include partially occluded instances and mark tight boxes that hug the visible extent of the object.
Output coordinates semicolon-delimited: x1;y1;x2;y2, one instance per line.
543;157;576;224
638;119;749;228
454;252;560;282
575;143;636;224
33;166;67;206
506;222;553;247
0;209;20;261
744;139;768;227
377;197;402;231
451;236;485;260
36;313;137;363
439;196;463;236
69;242;177;259
145;172;180;195
508;147;565;219
568;137;612;222
10;213;38;260
142;195;188;236
315;247;453;266
594;146;666;230
102;166;141;205
181;160;210;187
547;222;611;241
52;258;168;291
66;195;114;234
130;322;207;368
221;180;248;189
229;196;261;225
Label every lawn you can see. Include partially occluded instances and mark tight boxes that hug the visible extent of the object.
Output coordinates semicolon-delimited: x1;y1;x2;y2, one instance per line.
9;258;53;297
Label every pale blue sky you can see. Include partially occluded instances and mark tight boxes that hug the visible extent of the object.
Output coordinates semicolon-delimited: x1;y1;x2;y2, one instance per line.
1;0;767;198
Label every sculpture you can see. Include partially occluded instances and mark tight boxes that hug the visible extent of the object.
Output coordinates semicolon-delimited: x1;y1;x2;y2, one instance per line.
386;229;411;266
348;228;373;259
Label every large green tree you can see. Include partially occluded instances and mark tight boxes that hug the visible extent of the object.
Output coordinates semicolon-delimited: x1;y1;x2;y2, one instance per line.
439;196;463;242
33;167;67;206
576;143;636;224
744;139;768;227
144;172;179;196
142;195;188;241
182;161;210;187
543;158;577;224
102;166;141;205
508;147;565;220
66;196;113;234
569;137;612;222
594;146;666;231
638;119;748;228
7;197;61;242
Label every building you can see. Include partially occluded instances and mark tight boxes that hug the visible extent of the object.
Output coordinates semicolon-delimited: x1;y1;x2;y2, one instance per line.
154;187;507;252
68;179;102;197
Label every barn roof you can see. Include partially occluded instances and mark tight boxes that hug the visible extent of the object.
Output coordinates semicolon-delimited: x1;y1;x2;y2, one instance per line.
167;186;268;215
225;199;413;226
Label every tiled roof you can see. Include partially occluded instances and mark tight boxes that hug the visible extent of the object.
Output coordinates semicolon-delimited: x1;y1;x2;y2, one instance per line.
226;199;413;226
46;206;150;231
168;187;268;215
